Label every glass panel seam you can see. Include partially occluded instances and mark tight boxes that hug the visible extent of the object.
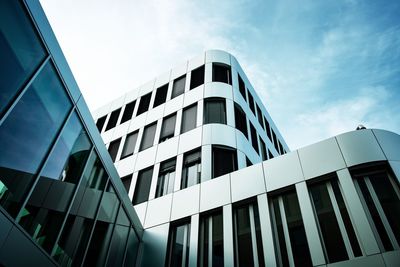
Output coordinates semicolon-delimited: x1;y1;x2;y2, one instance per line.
80;179;112;267
0;55;51;125
50;146;95;257
279;197;295;267
15;106;75;222
326;181;354;259
365;177;400;249
353;179;386;251
249;205;260;267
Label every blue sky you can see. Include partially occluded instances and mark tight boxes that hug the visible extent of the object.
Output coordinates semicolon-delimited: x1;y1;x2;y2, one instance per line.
40;0;400;149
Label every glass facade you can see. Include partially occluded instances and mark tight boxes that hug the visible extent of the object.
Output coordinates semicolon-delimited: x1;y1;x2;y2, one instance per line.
0;1;140;266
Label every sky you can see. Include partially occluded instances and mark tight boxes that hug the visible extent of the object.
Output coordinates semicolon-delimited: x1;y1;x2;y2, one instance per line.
39;0;400;150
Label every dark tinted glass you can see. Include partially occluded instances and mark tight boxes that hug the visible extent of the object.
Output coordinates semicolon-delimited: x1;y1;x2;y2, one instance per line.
121;174;132;193
0;0;47;116
156;158;176;198
369;171;400;245
204;98;226;125
120;100;136;123
181;104;197;134
140;123;157;151
133;167;153;205
256;105;264;128
212;146;237;178
212;64;231;85
19;112;91;253
250;123;259;154
0;62;71;217
272;130;279;152
154;84;168;108
283;191;312;266
247;91;255;115
235;205;254;267
357;178;393;251
238;75;246;101
96;115;107;132
172;75;186;98
121;131;138;159
160;113;177;142
124;228;140;267
199;211;224;267
84;219;114;265
271;198;289;267
234;104;247;138
331;180;362;257
190;65;205;89
278;141;284;155
108;138;121;162
246;157;253;167
264;117;272;141
310;182;348;263
167;222;190;267
54;153;107;266
137;92;151;115
268;150;274;159
260;138;267;161
106;224;129;267
181;149;201;189
97;184;120;224
105;108;121;131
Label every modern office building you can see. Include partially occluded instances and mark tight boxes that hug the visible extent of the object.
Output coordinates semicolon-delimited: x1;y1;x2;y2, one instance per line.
1;1;400;267
0;0;142;266
94;46;400;267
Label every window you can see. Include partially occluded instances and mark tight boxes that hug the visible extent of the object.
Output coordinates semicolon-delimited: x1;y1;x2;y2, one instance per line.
18;113;91;253
260;138;267;161
120;100;136;123
96;115;107;132
155;158;176;198
172;75;186;98
309;177;362;263
278;141;285;155
268;150;274;160
234;103;248;138
250;123;259;154
0;0;47;116
132;167;153;205
272;130;278;150
246;157;253;167
233;201;265;267
190;65;205;89
166;221;191;267
248;91;256;115
121;174;132;193
153;84;168;108
212;63;231;85
270;189;312;267
121;131;138;159
136;92;151;116
108;138;121;162
256;105;264;129
204;98;226;125
181;104;197;134
353;165;400;252
199;210;224;267
139;122;157;151
238;74;247;101
160;113;176;142
212;145;237;178
264;117;272;142
181;148;201;189
105;108;121;131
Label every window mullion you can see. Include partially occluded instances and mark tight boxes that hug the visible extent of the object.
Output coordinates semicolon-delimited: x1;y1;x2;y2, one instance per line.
364;177;400;249
208;216;213;267
326;181;354;259
278;196;295;267
249;205;260;267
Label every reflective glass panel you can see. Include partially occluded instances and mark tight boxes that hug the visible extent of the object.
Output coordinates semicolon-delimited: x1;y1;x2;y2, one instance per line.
0;62;71;217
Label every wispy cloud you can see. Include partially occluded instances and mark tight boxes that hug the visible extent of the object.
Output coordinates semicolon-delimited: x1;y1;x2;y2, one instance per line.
40;0;400;149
